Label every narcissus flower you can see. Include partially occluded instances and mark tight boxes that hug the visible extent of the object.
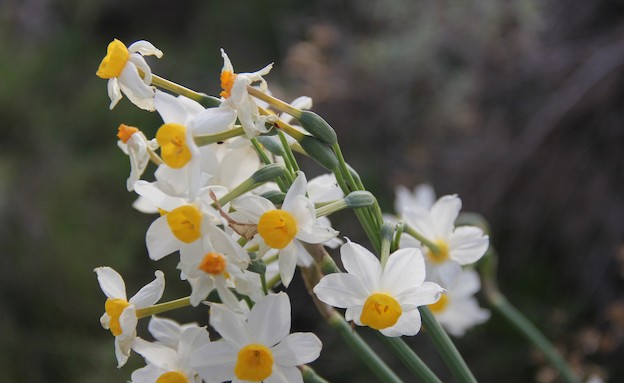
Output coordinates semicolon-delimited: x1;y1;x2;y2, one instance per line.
402;194;489;287
219;49;274;138
95;267;165;367
177;223;251;306
231;172;339;287
96;39;163;111
116;124;159;191
427;268;490;337
131;320;211;383
313;240;443;337
190;292;322;383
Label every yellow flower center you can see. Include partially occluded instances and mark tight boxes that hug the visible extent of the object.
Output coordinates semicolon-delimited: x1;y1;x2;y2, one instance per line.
117;124;139;144
166;205;202;243
428;293;449;314
220;70;237;99
198;252;227;275
156;123;192;169
96;39;130;79
156;371;189;383
105;298;130;336
360;293;402;330
234;344;274;382
257;210;298;249
425;240;450;264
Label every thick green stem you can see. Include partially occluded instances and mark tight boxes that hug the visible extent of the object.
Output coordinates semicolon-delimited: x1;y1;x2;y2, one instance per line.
377;334;443;383
420;307;477;383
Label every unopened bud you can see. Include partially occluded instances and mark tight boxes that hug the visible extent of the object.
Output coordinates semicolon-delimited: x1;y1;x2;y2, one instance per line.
344;191;375;208
298;111;337;145
257;136;284;156
300;136;338;171
260;190;285;205
251;164;286;183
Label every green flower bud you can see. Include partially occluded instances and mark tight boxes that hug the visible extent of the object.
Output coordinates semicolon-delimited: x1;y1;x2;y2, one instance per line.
251;164;286;183
298;111;337;145
257;136;284;156
300;136;338;170
344;191;376;208
260;190;285;205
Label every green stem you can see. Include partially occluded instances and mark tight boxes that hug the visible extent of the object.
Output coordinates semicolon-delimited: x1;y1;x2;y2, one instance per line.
150;74;220;106
194;126;245;146
420;307;477;383
278;130;300;173
247;85;302;117
328;313;404;383
377;334;443;383
135;297;191;318
379;222;394;268
404;224;441;255
301;365;331;383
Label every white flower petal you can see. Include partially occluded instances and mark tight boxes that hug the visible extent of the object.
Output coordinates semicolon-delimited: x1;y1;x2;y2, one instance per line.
266;365;303;383
129;270;165;308
146;216;183;261
118;63;155;111
282;172;307;211
148;316;184;349
397;281;444;308
381;248;426;294
209;303;250;348
190;340;237;382
380;308;422;337
278;244;298;288
178;326;211;363
95;266;127;300
190;106;237;136
133;180;186;211
430;195;461;238
231;195;274;222
154;90;188;124
271;333;322;367
340;241;381;289
248;293;290;347
107;78;122;109
128;40;163;57
188;276;215;307
313;273;368;308
131;337;177;369
448;226;489;265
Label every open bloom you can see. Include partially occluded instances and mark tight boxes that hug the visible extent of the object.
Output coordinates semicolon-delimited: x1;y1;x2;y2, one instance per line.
177;223;251;306
402;194;489;287
96;39;163;110
231;171;338;287
116;124;158;191
190;292;322;383
131;319;211;383
394;183;436;217
95;267;165;367
427;268;490;337
313;240;443;337
219;49;273;138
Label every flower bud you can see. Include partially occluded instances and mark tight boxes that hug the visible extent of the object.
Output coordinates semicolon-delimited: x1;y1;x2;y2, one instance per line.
256;136;284;156
260;190;285;205
298;111;337;145
251;164;286;183
300;136;338;171
344;191;376;208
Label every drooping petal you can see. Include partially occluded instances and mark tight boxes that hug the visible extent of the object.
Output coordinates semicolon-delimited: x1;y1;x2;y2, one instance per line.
119;305;138;336
248;292;291;347
128;40;163;57
118;62;156;111
107;78;122;109
313;273;368;308
95;266;127;300
430;195;461;239
271;333;322;366
129;270;165;308
340;241;382;289
277;244;298;288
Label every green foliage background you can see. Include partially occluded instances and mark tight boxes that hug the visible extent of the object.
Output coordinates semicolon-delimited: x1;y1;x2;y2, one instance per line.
1;1;623;382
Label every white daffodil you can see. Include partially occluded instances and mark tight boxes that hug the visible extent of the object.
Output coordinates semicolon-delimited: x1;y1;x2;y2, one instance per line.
154;90;237;200
131;322;211;383
190;292;322;383
133;180;228;261
231;171;339;287
116;124;159;192
313;240;443;337
402;194;489;288
427;268;490;337
94;267;165;367
145;316;202;350
219;49;273;138
96;39;163;111
177;223;251;307
307;173;345;249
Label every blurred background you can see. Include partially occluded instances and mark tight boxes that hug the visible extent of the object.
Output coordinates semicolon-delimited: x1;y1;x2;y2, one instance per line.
1;0;623;382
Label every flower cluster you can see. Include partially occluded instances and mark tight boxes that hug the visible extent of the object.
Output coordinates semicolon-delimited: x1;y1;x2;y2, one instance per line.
95;39;491;382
